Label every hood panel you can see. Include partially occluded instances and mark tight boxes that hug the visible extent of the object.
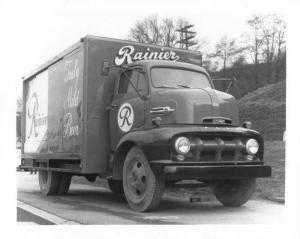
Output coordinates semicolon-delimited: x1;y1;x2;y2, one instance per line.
149;89;239;125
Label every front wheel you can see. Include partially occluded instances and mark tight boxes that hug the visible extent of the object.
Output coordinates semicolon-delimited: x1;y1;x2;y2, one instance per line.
214;178;256;207
123;146;165;212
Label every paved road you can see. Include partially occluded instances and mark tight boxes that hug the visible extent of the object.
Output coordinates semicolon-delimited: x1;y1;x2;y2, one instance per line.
17;207;55;225
17;172;285;225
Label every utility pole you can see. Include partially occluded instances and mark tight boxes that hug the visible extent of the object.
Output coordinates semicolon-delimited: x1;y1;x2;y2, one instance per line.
176;24;197;50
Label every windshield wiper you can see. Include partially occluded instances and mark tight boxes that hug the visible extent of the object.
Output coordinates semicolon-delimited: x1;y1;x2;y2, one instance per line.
177;84;192;88
158;85;179;89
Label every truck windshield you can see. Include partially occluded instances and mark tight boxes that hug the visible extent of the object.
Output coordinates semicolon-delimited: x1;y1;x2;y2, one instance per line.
151;67;212;89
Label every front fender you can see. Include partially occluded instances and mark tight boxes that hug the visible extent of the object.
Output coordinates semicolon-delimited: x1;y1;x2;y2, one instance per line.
116;128;173;162
111;128;173;180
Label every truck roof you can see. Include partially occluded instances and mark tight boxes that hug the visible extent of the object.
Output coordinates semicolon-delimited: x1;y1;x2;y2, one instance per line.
22;35;202;81
86;35;202;55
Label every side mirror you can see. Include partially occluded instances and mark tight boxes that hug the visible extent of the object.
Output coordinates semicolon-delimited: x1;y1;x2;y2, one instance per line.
16;140;21;149
242;121;252;129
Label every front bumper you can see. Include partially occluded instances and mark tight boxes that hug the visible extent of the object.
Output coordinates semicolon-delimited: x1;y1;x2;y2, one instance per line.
150;162;271;180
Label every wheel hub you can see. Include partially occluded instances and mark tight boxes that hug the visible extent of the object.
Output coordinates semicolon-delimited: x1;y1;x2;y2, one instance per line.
128;160;147;198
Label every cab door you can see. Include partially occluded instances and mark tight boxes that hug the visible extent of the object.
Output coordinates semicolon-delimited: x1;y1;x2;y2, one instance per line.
109;67;147;150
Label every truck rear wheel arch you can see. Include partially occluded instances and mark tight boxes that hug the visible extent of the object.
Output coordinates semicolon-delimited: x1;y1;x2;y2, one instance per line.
112;141;136;180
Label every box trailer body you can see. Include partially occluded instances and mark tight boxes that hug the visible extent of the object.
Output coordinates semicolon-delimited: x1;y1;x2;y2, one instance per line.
20;35;271;212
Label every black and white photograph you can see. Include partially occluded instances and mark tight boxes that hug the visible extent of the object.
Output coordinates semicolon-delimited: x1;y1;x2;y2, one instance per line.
1;0;300;238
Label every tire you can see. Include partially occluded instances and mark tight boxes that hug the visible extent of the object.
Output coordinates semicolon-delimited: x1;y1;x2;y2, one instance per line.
123;146;165;212
214;178;256;207
107;179;124;194
57;173;72;195
38;170;60;195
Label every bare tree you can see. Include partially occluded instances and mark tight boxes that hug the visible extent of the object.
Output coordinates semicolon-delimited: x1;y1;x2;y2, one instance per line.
260;15;277;83
244;14;286;86
129;16;201;49
253;14;286;84
160;18;177;47
202;58;219;72
129;15;162;45
274;17;286;82
245;15;265;88
209;36;245;78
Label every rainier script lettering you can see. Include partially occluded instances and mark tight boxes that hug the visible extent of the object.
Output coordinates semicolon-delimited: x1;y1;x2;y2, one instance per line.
114;45;180;65
27;92;47;139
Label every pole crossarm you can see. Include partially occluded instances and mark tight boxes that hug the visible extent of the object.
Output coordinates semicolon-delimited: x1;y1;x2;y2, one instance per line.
175;25;197;50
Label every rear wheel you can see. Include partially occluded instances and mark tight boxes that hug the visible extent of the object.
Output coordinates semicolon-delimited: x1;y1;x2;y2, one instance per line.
214;178;256;206
107;179;124;194
57;173;72;195
123;146;165;212
38;170;60;195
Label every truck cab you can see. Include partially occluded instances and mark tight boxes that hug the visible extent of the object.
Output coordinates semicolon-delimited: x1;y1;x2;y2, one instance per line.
107;60;271;211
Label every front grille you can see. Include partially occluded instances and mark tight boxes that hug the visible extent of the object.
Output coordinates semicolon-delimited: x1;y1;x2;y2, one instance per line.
183;135;257;162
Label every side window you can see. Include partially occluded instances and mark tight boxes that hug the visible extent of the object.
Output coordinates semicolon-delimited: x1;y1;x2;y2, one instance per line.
118;70;146;95
136;72;146;93
127;71;138;94
118;70;132;94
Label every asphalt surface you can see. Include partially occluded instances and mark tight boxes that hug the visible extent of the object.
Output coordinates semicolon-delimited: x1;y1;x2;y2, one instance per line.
17;207;54;225
17;172;285;225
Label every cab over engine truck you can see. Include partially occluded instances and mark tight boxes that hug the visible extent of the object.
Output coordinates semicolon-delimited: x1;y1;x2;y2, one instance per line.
19;35;271;212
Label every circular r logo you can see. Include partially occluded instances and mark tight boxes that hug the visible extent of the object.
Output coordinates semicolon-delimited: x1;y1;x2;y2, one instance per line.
118;103;134;132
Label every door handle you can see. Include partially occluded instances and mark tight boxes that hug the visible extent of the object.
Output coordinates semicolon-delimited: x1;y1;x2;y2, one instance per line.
150;106;175;115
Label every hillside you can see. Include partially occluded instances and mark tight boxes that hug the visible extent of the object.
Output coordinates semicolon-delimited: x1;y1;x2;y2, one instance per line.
238;81;286;140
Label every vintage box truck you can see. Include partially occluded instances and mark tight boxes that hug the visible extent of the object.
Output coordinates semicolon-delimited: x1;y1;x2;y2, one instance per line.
19;35;271;212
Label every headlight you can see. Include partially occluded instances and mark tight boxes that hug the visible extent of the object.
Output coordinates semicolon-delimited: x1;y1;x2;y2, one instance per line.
246;139;259;155
174;137;191;154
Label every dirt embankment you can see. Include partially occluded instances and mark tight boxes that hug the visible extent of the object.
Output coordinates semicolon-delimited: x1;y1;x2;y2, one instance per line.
238;81;286;140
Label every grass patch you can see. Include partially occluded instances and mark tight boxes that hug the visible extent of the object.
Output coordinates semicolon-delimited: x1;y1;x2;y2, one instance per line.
255;141;285;201
239;81;286;140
